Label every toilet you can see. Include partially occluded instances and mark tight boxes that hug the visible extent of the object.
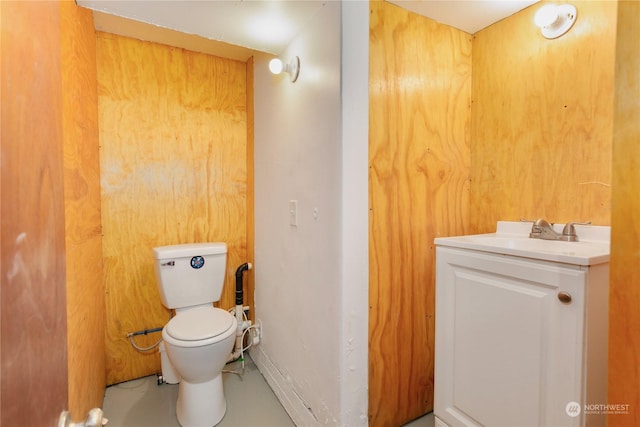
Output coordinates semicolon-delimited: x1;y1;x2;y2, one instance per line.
153;242;237;427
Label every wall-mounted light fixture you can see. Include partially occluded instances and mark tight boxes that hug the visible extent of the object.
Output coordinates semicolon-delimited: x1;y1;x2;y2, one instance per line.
268;56;300;83
534;3;577;39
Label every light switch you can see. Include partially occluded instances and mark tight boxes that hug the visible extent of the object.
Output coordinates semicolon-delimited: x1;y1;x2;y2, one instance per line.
289;200;298;226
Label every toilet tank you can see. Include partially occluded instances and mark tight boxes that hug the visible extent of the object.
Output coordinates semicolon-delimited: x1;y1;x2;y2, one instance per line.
153;242;227;309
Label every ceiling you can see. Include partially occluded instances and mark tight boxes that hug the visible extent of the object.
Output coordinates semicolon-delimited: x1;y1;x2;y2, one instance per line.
387;1;538;34
79;0;326;60
78;0;539;61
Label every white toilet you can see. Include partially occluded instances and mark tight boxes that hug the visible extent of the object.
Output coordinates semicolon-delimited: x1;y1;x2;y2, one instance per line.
153;242;237;427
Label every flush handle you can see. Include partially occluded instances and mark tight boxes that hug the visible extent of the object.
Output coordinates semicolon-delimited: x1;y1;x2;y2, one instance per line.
558;291;572;304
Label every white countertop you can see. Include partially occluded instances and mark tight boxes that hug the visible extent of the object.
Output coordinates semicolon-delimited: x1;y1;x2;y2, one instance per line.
434;221;610;266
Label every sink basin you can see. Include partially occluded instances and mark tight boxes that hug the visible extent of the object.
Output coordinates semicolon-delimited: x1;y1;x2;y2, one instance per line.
434;221;610;266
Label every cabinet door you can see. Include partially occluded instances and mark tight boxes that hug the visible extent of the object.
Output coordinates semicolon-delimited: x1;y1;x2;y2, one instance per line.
435;247;586;427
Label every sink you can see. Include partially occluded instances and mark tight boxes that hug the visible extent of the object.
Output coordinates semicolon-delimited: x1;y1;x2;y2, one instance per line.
434;221;610;266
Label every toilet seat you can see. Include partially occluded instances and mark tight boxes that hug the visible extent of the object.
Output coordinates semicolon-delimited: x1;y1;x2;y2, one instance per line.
164;307;235;346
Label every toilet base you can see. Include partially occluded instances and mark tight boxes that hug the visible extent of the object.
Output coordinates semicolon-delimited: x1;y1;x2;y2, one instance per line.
176;374;226;427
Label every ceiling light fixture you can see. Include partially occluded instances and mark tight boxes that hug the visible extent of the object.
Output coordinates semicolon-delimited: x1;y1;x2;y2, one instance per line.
268;56;300;83
534;3;577;39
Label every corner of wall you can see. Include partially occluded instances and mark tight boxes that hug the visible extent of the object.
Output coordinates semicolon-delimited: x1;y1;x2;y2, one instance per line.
250;348;321;426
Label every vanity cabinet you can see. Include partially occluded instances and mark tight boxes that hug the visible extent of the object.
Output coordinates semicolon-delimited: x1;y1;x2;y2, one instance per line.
434;242;609;427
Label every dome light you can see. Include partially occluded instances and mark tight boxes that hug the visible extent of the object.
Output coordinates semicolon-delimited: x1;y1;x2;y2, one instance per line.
268;56;300;83
534;4;577;39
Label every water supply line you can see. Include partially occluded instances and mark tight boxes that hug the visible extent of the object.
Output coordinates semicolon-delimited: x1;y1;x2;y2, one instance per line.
127;327;163;352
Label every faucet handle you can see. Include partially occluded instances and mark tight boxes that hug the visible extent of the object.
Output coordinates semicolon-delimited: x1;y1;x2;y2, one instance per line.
519;218;546;224
520;218;550;227
560;221;592;241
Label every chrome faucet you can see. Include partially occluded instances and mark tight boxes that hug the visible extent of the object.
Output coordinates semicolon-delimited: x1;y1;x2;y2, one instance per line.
529;219;561;240
522;219;592;241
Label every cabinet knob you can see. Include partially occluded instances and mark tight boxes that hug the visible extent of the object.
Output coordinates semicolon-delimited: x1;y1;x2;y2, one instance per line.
558;291;572;304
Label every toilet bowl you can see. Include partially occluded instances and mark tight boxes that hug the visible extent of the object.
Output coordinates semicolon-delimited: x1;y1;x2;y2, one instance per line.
153;242;236;427
163;306;237;427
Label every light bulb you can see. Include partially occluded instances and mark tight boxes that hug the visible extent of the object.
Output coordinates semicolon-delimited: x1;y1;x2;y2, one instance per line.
269;58;284;75
268;56;300;83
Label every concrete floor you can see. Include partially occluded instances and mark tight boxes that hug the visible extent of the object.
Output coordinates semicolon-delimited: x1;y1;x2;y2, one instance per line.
102;355;435;427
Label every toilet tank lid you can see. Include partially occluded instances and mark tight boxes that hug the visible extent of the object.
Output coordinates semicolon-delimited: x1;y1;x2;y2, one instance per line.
153;242;227;259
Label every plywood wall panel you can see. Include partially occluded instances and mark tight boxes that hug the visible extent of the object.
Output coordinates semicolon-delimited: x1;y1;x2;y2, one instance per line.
470;1;616;233
61;2;105;419
97;33;247;384
608;1;640;424
369;2;472;425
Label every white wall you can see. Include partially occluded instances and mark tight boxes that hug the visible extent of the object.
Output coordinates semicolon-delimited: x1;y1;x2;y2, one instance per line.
252;1;369;425
339;1;370;424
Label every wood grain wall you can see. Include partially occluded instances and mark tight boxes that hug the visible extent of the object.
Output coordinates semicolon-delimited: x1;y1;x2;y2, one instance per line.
608;1;640;425
1;1;69;424
470;1;616;233
96;33;248;384
368;2;472;425
61;2;105;420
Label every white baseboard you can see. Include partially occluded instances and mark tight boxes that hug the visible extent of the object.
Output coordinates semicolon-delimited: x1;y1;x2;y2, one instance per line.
250;346;320;427
435;415;449;427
